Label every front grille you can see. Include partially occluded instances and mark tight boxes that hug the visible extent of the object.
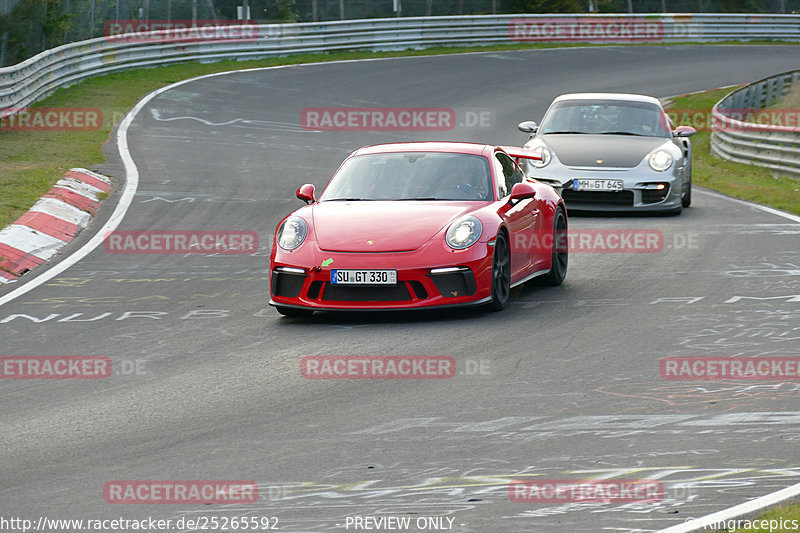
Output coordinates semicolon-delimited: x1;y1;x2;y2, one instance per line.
322;283;412;302
642;185;670;204
562;189;634;206
271;270;305;298
430;270;476;298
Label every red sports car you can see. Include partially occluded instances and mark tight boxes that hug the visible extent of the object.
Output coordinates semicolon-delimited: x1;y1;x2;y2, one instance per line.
269;142;568;316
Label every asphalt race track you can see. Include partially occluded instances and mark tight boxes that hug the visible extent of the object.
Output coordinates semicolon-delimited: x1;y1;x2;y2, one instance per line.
2;45;800;532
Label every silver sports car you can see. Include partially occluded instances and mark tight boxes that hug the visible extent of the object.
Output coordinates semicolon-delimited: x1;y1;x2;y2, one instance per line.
518;93;696;214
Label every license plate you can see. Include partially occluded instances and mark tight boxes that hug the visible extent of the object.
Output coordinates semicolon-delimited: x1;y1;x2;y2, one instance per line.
573;179;623;192
330;269;397;285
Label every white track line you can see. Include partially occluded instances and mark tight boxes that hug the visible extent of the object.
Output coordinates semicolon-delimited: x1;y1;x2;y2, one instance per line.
696;188;800;224
657;481;800;532
655;191;800;529
0;79;161;306
1;51;799;530
653;80;800;527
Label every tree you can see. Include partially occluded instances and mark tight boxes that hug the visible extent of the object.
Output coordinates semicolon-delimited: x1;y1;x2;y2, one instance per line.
274;0;297;21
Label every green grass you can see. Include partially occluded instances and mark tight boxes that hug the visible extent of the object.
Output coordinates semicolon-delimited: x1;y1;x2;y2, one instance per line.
1;41;799;229
715;503;800;532
666;88;800;215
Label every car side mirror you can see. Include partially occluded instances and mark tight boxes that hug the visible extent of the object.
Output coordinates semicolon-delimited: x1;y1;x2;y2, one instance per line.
296;183;316;204
509;182;536;203
518;120;539;134
673;125;696;138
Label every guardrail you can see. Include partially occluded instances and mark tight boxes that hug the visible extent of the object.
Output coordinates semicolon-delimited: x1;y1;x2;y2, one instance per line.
2;13;800;117
711;71;800;177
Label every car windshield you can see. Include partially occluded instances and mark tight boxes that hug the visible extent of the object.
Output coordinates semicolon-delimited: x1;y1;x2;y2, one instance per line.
319;152;493;201
540;100;671;137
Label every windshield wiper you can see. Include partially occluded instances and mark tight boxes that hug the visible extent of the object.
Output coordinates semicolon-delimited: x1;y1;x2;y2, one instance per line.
545;130;587;135
599;131;648;136
396;197;439;201
323;197;371;201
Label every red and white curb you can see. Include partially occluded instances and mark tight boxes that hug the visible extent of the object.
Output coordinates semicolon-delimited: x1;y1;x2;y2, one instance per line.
0;168;110;284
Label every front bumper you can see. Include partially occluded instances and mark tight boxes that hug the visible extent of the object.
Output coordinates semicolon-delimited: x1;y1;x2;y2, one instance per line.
269;241;494;311
535;177;682;212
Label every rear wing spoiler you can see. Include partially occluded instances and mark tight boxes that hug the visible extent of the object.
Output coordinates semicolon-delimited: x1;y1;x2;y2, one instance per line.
498;146;543;164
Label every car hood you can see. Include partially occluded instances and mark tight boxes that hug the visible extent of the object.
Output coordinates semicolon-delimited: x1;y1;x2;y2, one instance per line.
540;134;668;168
311;201;477;252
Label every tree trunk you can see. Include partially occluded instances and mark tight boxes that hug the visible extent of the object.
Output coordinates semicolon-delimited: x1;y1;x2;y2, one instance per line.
206;0;217;21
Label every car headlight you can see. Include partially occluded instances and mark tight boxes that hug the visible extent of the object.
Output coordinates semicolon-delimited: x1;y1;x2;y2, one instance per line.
649;149;673;172
526;145;551;168
277;216;308;250
446;216;483;250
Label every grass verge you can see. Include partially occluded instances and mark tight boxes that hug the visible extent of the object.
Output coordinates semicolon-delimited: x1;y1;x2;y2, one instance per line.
667;88;800;215
1;41;799;229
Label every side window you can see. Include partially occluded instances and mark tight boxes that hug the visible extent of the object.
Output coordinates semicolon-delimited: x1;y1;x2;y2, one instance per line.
493;156;506;198
512;160;525;185
494;152;524;198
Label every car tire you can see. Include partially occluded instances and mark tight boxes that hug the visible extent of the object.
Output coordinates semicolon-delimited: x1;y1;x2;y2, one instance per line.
544;206;568;286
487;231;511;311
682;178;692;208
276;306;314;318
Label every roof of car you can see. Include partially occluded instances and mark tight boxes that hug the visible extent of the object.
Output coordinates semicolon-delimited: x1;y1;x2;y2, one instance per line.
352;142;492;157
552;93;663;106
